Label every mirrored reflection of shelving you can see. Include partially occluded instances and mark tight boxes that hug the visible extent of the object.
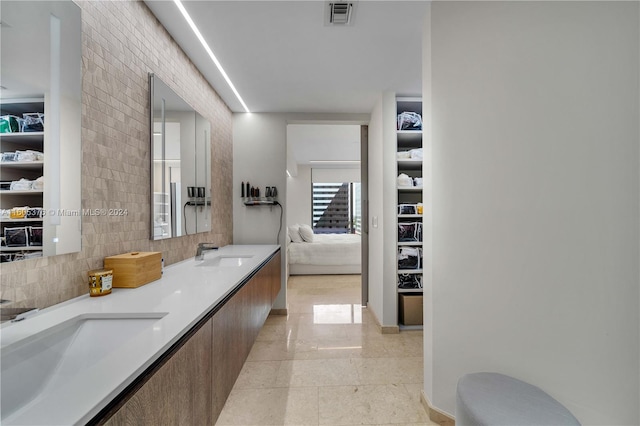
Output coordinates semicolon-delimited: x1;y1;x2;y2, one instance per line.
153;192;170;238
0;98;45;262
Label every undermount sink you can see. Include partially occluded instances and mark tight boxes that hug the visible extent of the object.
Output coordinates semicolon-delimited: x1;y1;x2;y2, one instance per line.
1;312;167;421
196;254;253;267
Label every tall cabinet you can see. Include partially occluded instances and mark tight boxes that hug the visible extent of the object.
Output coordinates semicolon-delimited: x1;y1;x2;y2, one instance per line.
395;97;424;329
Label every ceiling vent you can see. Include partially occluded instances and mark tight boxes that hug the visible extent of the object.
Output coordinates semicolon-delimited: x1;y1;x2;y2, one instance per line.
326;2;355;26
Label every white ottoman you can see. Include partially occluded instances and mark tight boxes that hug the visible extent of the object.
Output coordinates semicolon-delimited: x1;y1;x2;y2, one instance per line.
456;372;581;426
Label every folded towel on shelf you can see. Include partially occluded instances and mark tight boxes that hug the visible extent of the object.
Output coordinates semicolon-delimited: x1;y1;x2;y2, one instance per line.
397;173;413;187
32;176;44;190
10;179;33;191
0;115;23;133
15;150;44;162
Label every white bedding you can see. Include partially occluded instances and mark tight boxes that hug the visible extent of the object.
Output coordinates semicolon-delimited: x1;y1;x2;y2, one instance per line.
288;233;361;266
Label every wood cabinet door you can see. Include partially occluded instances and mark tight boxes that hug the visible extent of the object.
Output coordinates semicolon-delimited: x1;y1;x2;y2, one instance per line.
105;319;213;426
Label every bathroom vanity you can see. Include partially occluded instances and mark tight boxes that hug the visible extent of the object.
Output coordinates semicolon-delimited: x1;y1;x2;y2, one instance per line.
0;245;281;425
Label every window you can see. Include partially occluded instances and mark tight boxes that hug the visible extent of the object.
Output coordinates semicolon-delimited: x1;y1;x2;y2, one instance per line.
312;182;361;234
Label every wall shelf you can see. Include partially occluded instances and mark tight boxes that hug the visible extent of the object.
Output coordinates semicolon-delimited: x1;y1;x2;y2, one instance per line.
0;246;42;252
396;96;424;328
397;241;423;246
397;159;423;169
397;186;423;192
0;161;44;170
397;269;423;274
243;198;278;206
0;190;44;195
398;288;424;294
0;218;43;223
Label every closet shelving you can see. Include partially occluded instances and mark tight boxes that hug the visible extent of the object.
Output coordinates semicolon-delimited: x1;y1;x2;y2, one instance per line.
396;97;424;329
153;192;170;238
0;98;45;259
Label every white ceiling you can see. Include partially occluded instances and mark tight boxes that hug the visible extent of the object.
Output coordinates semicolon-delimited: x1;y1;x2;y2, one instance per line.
144;0;427;114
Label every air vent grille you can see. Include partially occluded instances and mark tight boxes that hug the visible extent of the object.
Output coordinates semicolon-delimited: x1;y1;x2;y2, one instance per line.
329;2;353;25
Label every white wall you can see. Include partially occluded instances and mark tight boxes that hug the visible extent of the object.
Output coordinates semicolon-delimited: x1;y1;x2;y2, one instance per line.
286;164;312;227
426;2;639;424
312;168;360;184
233;113;288;308
367;95;384;323
421;2;433;399
233;112;369;310
367;91;399;327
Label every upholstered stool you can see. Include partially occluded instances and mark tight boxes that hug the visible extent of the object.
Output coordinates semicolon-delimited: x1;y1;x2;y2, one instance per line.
456;372;581;426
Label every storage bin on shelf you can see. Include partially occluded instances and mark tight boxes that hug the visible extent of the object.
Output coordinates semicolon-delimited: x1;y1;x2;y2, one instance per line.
399;294;423;325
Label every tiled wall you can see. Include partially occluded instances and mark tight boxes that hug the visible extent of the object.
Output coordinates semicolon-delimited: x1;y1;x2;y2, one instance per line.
0;0;233;309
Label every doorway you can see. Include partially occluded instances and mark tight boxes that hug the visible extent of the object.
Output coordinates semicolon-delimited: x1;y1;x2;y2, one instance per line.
285;123;369;306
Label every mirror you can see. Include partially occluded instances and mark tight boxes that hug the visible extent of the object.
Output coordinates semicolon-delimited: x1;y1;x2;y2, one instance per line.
150;74;211;240
0;1;81;262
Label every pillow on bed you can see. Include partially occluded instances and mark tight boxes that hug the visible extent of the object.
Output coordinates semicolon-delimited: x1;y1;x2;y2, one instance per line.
288;225;304;243
299;224;314;242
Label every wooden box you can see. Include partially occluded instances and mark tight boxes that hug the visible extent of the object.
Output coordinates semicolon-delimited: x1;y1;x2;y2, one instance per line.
104;252;162;288
399;294;423;325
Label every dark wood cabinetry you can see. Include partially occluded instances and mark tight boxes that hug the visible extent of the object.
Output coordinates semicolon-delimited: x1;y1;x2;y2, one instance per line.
104;320;213;426
100;250;281;425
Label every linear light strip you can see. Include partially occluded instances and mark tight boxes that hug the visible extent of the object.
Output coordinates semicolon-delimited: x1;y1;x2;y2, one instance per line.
309;160;360;164
174;0;250;113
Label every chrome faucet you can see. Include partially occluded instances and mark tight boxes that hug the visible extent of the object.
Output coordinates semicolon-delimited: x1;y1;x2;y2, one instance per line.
195;243;219;260
1;306;39;323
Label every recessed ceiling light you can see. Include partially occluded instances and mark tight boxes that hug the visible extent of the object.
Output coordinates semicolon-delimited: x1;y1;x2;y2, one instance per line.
173;0;250;113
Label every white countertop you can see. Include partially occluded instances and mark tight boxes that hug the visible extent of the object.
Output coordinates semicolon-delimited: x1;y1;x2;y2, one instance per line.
0;244;280;425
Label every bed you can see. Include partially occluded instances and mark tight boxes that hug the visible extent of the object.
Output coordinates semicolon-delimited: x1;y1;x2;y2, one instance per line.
287;233;361;275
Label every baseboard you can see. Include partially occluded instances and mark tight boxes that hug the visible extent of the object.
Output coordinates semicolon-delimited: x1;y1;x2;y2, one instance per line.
366;303;400;334
269;308;288;316
381;324;399;334
420;390;455;426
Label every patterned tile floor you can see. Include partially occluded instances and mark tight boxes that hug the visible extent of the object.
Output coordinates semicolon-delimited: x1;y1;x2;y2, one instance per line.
216;275;435;426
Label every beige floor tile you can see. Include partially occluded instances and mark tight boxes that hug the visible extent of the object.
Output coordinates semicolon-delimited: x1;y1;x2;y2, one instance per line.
248;336;390;361
234;361;281;389
289;323;351;341
256;323;288;341
217;274;430;426
373;423;435;426
403;383;429;408
343;322;390;340
248;339;318;361
318;384;429;425
286;310;370;328
217;387;319;425
287;301;316;314
306;338;390;360
288;275;361;291
264;314;290;326
275;358;361;387
353;357;424;385
291;294;361;308
380;335;424;358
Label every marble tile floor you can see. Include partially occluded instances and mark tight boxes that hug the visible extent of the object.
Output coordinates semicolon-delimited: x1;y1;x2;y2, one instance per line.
216;275;436;426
